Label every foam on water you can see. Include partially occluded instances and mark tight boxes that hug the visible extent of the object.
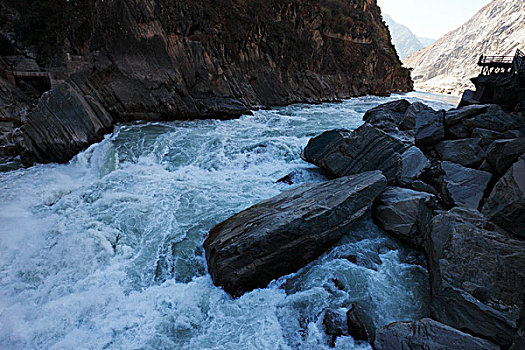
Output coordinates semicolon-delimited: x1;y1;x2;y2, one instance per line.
0;93;454;349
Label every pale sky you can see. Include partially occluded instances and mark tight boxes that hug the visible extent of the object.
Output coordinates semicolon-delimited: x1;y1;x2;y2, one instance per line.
377;0;493;39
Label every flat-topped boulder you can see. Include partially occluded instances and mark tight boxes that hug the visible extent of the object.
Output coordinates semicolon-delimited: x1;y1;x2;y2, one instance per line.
374;318;499;350
301;125;411;183
425;208;525;347
204;171;387;296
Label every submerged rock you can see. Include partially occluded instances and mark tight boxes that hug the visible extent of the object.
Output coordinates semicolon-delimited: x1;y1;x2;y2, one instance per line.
440;161;492;209
482;155;525;238
425;208;525;347
301;125;410;183
373;187;435;248
323;308;348;347
374;318;500;350
204;171;387;296
346;303;375;343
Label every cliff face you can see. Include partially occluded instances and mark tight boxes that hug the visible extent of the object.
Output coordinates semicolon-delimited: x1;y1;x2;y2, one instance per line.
1;0;412;164
404;0;525;94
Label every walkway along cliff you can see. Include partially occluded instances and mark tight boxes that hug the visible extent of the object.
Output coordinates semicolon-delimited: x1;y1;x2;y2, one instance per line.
0;0;412;165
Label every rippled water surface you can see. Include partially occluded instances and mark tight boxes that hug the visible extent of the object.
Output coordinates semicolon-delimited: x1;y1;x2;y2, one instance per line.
0;93;454;349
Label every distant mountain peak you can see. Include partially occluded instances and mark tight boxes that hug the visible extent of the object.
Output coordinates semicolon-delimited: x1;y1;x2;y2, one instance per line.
383;14;435;60
404;0;525;95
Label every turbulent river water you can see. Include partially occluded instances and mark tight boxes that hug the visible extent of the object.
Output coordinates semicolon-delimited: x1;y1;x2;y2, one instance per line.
0;92;456;349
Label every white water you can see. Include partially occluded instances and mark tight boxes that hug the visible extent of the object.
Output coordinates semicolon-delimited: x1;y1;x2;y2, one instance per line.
0;93;454;349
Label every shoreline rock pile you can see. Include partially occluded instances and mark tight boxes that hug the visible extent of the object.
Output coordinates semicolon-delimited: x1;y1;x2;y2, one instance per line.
204;98;525;349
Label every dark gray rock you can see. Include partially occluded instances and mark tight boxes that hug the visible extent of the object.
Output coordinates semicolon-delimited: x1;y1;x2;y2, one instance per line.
323;308;348;346
398;146;431;186
374;318;500;350
346;303;375;343
301;125;411;183
482;155;525;238
448;105;525;139
363;99;411;130
374;187;435;248
410;180;438;195
204;171;387;296
444;104;489;126
471;128;505;149
400;102;434;131
441;161;492;209
15;82;114;165
425;208;525;347
435;138;484;167
485;138;525;175
415;109;445;147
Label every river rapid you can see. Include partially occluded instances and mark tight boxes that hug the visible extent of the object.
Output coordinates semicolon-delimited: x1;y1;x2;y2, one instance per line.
0;92;455;349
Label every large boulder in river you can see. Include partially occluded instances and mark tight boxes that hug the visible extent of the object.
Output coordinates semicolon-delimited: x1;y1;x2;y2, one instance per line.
373;187;435;248
15;82;114;165
440;161;492;209
482;155;525;238
204;171;387;296
415;109;445;147
374;318;500;350
301;125;411;184
425;208;525;347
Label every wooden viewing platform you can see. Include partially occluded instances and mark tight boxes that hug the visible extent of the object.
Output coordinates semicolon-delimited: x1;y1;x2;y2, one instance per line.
478;49;525;76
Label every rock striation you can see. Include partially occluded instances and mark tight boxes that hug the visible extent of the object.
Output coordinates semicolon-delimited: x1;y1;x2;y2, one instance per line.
204;171;386;296
0;0;412;165
299;98;525;348
425;208;525;347
374;318;500;350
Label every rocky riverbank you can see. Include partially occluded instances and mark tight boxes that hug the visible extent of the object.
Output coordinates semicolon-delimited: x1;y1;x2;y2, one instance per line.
0;0;412;166
204;98;525;349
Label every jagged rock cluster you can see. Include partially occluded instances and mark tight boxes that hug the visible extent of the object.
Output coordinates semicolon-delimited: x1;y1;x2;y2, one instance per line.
0;0;412;165
204;99;525;349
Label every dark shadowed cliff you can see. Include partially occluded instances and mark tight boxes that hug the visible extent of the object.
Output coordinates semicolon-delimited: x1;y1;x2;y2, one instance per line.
0;0;412;164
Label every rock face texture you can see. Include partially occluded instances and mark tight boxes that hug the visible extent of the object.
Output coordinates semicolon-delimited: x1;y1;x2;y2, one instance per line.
440;161;492;210
373;187;435;248
404;0;525;94
301;125;411;183
482;155;525;238
299;99;524;347
15;81;113;165
204;171;386;296
374;318;500;350
425;208;525;347
0;0;412;165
